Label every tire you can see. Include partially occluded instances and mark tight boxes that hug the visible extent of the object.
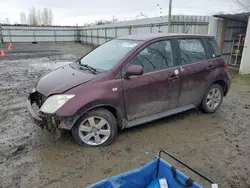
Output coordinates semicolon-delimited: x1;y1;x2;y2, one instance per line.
71;108;118;147
200;84;223;113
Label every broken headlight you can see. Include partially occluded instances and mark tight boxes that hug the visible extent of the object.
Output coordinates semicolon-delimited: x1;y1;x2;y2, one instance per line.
40;94;75;114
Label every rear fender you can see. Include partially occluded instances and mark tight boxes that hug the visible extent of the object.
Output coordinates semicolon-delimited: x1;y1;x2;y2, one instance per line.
197;67;229;105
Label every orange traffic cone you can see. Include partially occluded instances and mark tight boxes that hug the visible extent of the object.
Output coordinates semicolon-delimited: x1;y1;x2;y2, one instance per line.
1;49;6;56
8;42;12;51
8;45;12;51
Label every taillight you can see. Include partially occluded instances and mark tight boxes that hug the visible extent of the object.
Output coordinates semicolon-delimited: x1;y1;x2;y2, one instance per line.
224;63;228;70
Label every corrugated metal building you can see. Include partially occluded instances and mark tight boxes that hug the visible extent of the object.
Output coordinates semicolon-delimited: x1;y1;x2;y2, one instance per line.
211;12;250;74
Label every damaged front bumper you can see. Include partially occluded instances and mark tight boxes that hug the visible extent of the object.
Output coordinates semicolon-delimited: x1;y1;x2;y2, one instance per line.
27;91;75;137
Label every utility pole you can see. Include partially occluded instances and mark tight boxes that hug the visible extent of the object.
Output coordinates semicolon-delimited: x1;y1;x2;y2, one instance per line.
168;0;172;33
157;4;163;33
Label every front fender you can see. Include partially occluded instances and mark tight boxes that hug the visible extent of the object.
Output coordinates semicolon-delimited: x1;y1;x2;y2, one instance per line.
55;80;123;117
57;102;125;130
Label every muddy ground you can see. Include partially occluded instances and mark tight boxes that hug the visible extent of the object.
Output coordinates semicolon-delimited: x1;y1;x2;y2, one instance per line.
0;43;250;188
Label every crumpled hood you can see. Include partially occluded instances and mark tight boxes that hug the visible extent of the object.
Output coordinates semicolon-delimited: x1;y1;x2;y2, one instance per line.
36;64;98;96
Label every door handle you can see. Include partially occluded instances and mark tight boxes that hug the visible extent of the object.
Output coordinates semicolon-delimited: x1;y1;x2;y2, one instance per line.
168;74;178;81
206;65;214;70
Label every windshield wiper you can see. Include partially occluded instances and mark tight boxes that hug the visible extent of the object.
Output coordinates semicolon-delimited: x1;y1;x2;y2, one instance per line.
78;61;97;74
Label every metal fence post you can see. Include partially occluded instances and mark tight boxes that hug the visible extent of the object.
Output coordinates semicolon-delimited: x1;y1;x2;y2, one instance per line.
115;27;117;38
76;25;80;42
9;28;12;42
97;29;99;45
85;30;87;44
54;30;57;42
0;25;3;43
105;28;107;41
33;29;35;42
91;29;93;45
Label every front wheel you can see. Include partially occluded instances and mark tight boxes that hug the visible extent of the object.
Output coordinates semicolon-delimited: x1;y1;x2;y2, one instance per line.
71;108;118;147
200;84;223;113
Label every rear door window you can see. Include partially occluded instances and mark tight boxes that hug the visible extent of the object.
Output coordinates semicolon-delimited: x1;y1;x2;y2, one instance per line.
178;38;206;65
205;38;221;58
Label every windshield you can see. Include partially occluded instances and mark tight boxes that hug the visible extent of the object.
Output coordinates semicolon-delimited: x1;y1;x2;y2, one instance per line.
80;39;142;70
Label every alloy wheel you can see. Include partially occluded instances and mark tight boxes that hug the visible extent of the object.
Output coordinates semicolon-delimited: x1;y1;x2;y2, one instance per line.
206;88;222;110
78;116;111;146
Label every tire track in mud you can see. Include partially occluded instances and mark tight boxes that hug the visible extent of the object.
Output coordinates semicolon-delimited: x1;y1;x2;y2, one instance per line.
0;60;45;149
0;43;93;188
0;57;75;187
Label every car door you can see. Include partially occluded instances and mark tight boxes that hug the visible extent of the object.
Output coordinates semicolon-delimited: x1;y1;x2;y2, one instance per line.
121;39;180;121
176;38;213;106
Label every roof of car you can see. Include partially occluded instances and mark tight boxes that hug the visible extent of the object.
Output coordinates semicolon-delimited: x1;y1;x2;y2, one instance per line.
117;33;213;41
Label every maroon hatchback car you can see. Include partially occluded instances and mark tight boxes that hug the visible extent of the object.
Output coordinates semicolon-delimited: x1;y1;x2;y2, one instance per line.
27;34;230;147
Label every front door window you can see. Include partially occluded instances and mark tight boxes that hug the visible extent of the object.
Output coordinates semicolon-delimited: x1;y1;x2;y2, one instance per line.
128;40;174;73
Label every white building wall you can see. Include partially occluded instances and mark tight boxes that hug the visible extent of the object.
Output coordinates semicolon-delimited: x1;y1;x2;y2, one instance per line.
239;17;250;75
208;17;224;46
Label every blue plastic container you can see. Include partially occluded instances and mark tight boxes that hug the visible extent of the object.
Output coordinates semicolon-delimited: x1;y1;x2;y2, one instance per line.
89;150;216;188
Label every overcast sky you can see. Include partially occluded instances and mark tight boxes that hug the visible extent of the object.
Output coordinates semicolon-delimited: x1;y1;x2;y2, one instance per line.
0;0;240;25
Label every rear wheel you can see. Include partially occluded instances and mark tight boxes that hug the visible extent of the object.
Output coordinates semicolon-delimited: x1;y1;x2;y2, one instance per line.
71;108;117;147
200;84;223;113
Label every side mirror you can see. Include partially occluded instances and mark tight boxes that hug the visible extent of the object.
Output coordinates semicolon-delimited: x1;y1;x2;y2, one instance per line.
125;65;143;77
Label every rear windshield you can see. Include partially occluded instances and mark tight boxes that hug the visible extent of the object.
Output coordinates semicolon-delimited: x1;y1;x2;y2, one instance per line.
80;39;142;70
205;38;221;58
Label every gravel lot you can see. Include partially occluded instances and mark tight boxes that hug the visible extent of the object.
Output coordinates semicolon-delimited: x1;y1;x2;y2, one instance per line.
0;43;250;188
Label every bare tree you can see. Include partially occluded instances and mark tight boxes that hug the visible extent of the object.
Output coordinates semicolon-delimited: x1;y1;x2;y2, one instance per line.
234;0;250;11
28;7;38;25
48;8;53;25
21;7;53;26
37;10;42;25
20;12;27;24
42;8;53;26
42;8;49;25
95;18;118;25
4;18;10;24
95;20;111;25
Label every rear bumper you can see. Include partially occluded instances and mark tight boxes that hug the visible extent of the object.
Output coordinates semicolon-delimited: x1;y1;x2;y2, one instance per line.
224;78;231;96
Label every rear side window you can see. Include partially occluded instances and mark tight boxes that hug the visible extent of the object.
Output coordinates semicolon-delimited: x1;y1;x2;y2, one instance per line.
178;39;206;65
205;38;221;58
